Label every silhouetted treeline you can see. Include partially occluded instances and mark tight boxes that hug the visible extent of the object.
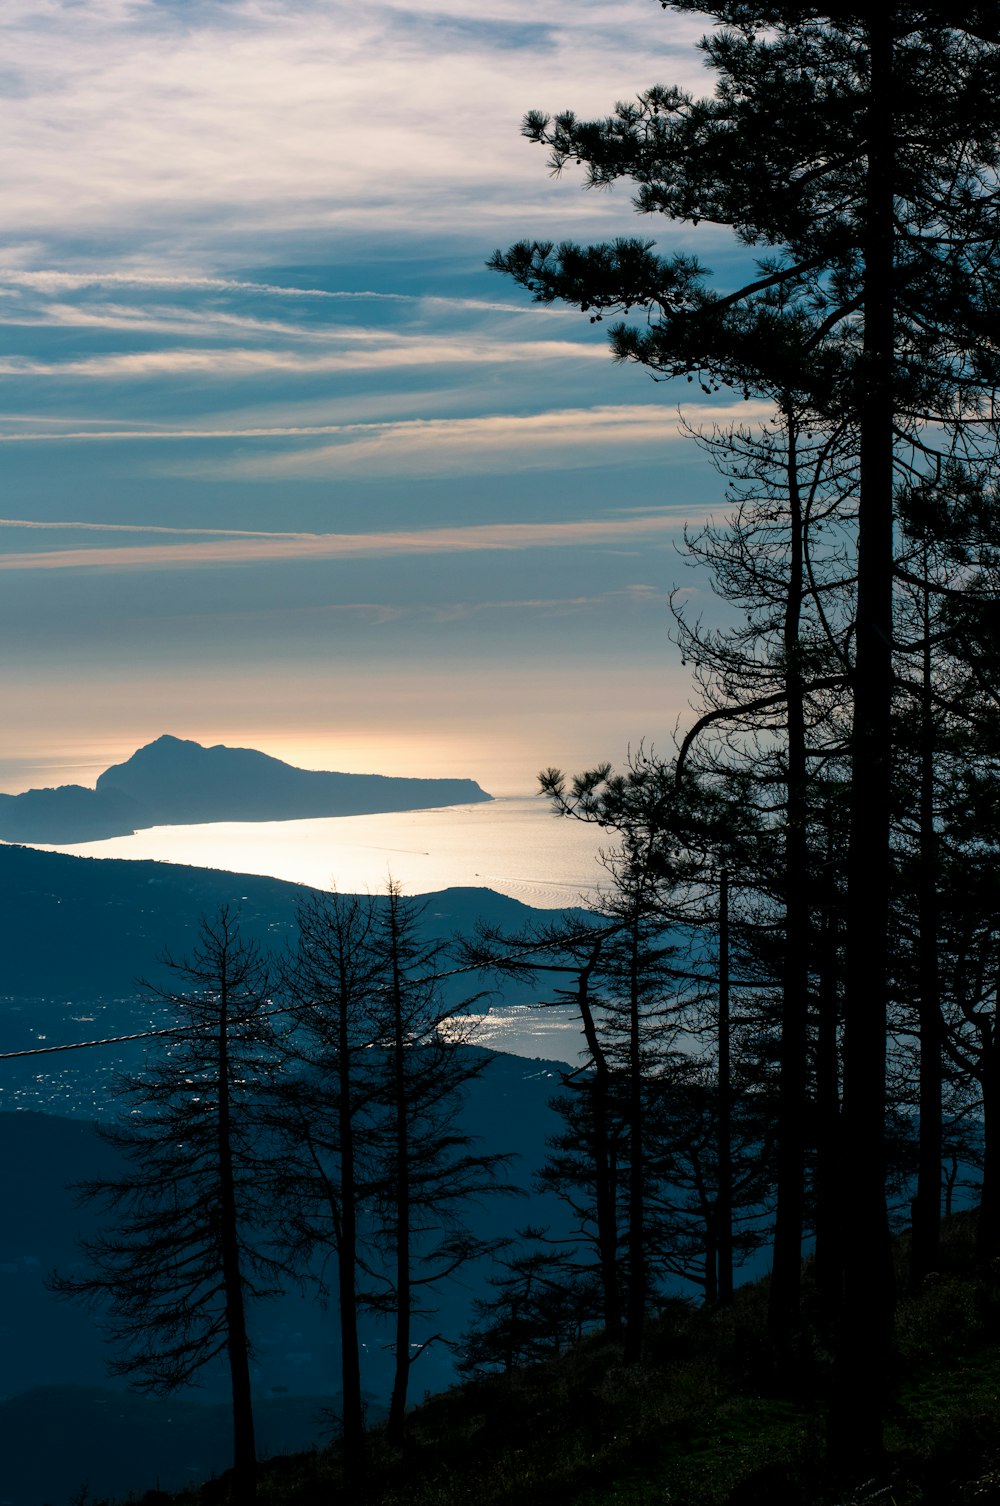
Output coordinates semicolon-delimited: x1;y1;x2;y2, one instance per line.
490;0;1000;1475
53;891;514;1500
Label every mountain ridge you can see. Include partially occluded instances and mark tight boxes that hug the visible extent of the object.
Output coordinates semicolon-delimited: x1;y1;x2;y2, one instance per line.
0;841;584;1000
0;734;491;843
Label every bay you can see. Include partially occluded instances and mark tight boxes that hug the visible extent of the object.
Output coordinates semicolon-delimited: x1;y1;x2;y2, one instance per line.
26;795;613;910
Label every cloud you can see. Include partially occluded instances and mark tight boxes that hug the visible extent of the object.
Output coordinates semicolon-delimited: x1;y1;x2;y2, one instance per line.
209;400;775;478
0;511;691;573
0;0;710;249
111;583;669;632
0;399;775;482
0;335;602;381
0;399;775;488
0;1;758;802
0;267;554;318
0;269;355;297
0;517;307;538
0;300;378;341
421;584;667;622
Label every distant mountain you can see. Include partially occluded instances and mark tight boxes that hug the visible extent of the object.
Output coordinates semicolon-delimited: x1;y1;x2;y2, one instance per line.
0;734;491;843
0;782;146;843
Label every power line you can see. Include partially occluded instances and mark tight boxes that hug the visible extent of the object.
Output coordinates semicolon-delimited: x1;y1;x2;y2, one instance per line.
1;924;754;1065
0;940;589;1064
0;1004;288;1062
0;1023;198;1061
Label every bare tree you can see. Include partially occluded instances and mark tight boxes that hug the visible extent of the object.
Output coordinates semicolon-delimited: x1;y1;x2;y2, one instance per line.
264;889;383;1475
362;880;514;1445
51;908;281;1504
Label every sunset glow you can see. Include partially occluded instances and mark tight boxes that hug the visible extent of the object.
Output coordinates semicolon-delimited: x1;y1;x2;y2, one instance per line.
0;1;737;807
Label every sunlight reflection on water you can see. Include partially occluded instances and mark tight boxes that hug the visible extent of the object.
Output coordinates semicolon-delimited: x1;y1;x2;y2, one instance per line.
27;796;614;910
444;1004;589;1067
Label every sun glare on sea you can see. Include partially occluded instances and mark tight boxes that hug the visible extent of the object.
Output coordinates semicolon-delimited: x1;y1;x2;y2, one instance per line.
26;797;611;909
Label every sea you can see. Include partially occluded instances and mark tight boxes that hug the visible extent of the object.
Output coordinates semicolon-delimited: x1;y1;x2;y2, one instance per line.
29;794;611;908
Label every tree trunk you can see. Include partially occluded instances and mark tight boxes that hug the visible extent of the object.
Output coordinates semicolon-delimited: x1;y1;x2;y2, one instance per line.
216;963;257;1502
704;1207;719;1308
831;14;897;1468
717;866;735;1306
624;912;646;1363
337;956;366;1472
768;408;810;1343
911;567;943;1286
387;894;411;1446
575;944;623;1337
977;1026;1000;1261
945;1152;958;1220
812;806;843;1334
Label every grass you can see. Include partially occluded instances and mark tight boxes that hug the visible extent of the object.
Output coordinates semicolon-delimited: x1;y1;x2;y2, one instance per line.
105;1214;1000;1506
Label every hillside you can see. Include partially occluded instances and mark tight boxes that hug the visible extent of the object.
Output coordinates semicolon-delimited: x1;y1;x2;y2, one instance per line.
0;1044;575;1506
141;1213;1000;1506
0;735;491;843
0;842;593;1121
0;841;579;999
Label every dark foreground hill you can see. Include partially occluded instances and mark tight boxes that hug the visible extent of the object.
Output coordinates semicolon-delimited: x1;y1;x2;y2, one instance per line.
0;734;491;842
140;1213;1000;1506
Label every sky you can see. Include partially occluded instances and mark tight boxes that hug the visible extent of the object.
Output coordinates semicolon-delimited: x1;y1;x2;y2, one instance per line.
1;0;761;798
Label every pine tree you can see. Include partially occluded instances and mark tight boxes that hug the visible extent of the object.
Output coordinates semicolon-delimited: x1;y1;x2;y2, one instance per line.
490;7;1000;1461
458;1235;599;1378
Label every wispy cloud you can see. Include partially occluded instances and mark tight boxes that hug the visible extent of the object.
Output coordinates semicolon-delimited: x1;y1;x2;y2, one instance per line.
421;584;666;623
0;517;307;538
0;1;709;247
129;583;668;631
0;336;601;380
0;270;356;297
0;513;690;573
0;301;369;341
206;401;775;478
0;268;553;317
0;400;774;482
0;400;774;494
